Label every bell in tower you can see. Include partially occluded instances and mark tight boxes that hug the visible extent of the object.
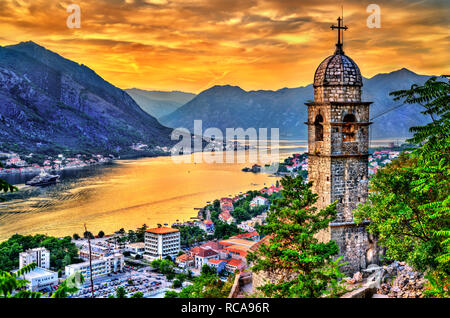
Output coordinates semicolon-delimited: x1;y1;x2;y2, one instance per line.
305;17;379;274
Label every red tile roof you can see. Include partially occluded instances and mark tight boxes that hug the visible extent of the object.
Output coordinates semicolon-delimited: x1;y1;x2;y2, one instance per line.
190;246;202;256
176;254;194;262
201;241;223;251
197;248;218;258
231;231;259;240
146;227;179;234
227;259;245;267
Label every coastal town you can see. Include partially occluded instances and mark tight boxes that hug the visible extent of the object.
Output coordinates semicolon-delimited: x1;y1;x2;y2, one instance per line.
0;145;410;298
7;180;279;298
0;152;114;175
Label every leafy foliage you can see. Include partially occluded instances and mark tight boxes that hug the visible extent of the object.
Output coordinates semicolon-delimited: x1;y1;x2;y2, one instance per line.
0;263;41;298
166;269;234;298
151;259;176;276
0;234;80;272
247;175;345;298
0;162;17;201
131;291;144;298
115;286;127;298
173;225;206;246
51;272;84;298
355;75;450;297
0;263;81;298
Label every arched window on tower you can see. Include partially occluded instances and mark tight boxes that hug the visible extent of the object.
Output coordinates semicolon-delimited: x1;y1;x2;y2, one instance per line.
343;114;357;142
314;114;323;142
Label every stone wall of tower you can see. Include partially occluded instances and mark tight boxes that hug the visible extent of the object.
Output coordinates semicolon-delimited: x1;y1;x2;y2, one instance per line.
314;86;361;103
307;98;377;274
330;224;371;274
330;157;369;222
309;154;332;242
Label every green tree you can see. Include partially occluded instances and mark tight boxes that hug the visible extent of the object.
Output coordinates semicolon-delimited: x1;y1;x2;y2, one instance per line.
83;231;94;239
51;272;84;298
0;162;17;202
176;273;186;283
72;233;80;240
115;286;127;298
131;292;144;298
172;279;182;288
177;270;234;298
0;263;41;298
135;224;148;242
164;290;179;298
0;263;81;298
213;221;241;240
98;231;105;238
0;234;79;272
355;75;450;297
247;175;344;298
201;264;217;276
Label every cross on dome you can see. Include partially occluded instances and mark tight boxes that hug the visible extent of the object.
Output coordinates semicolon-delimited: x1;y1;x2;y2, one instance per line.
330;16;348;54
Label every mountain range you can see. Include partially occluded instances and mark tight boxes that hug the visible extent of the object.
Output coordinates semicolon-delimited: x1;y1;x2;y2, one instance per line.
125;88;195;120
158;68;432;139
0;41;173;158
0;41;434;161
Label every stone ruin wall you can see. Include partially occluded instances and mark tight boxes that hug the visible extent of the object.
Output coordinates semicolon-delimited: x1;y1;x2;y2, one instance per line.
330;224;381;275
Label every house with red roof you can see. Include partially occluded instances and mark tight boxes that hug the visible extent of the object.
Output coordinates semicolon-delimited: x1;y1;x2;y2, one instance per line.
250;196;269;209
220;198;234;213
219;211;235;224
196;219;215;233
226;259;247;272
192;247;219;269
207;259;227;273
230;230;260;242
176;254;194;269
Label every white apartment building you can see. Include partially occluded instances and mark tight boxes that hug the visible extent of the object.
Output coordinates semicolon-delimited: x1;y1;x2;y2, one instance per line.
144;227;180;261
19;247;50;269
15;267;58;292
65;254;124;280
126;242;146;256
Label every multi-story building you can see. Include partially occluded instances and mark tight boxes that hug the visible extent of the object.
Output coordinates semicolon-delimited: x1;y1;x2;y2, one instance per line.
125;242;146;257
15;267;58;292
79;244;112;260
193;248;219;269
249;196;268;209
19;247;50;269
144;227;180;261
65;254;124;280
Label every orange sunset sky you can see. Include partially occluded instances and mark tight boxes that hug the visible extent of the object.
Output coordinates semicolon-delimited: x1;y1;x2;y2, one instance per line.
0;0;448;93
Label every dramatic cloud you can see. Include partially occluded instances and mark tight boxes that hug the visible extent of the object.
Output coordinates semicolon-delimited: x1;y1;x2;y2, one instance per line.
0;0;448;92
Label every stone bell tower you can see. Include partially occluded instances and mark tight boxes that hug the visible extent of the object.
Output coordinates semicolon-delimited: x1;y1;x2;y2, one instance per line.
306;17;376;274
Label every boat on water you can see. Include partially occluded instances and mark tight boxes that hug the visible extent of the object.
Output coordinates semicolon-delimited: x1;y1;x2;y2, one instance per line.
26;170;60;186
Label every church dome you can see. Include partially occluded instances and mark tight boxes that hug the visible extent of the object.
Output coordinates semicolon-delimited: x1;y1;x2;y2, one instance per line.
314;53;362;87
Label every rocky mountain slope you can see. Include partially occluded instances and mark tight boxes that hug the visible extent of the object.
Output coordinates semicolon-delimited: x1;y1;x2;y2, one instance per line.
0;41;173;157
125;88;195;119
160;68;432;139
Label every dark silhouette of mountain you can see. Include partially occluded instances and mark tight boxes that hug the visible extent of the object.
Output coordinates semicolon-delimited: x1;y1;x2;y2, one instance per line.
125;88;195;119
160;68;432;139
0;41;173;157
